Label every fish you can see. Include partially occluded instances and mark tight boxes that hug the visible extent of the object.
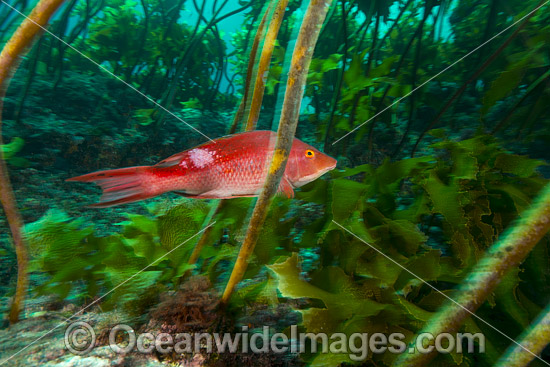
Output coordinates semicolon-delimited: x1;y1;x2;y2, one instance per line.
67;130;337;208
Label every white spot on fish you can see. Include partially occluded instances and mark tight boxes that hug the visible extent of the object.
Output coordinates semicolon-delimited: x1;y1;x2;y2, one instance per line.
179;160;188;168
189;148;214;168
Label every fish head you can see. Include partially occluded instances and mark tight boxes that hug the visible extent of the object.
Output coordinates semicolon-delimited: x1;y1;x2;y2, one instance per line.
286;139;337;188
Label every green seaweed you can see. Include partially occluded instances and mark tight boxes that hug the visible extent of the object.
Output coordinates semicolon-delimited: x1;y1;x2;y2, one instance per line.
21;130;548;365
0;0;67;324
0;137;29;167
26;201;206;312
2;1;550;365
268;134;548;366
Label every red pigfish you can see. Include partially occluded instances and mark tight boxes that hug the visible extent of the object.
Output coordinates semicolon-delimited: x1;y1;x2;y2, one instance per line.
67;130;337;208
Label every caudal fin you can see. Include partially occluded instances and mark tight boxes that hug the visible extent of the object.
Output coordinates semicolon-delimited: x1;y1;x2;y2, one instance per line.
67;166;157;208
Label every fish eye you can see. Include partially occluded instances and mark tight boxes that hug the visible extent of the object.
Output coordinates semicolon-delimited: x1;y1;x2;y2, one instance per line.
305;149;315;158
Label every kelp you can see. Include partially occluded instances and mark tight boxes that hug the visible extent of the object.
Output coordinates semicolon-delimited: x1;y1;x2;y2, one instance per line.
26;201;208;314
3;2;550;365
322;0;350;151
266;134;548;366
410;0;544;157
396;182;550;366
0;137;29;167
220;0;334;305
229;0;275;133
27;195;297;314
293;0;550;166
155;0;253;118
494;301;550;367
21;129;550;365
0;0;66;324
491;69;550;135
187;0;289;272
244;0;289;131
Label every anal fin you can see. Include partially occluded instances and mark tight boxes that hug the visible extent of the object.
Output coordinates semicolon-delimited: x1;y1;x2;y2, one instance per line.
173;190;256;199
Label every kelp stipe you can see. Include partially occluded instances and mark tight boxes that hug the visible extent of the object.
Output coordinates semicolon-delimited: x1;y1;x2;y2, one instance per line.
0;0;66;324
229;0;275;134
494;302;550;367
244;0;289;132
185;0;288;274
396;183;550;366
262;134;548;366
221;0;334;305
410;0;544;158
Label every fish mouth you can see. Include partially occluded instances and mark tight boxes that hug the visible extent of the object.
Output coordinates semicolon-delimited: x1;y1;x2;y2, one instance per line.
293;162;337;188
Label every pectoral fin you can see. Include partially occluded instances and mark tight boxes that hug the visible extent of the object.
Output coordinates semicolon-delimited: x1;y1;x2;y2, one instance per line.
277;177;295;199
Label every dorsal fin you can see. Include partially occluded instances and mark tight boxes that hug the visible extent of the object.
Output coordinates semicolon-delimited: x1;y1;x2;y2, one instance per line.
154;152;187;167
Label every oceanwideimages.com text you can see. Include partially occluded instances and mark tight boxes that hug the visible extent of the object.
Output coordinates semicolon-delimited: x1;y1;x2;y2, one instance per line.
65;322;485;360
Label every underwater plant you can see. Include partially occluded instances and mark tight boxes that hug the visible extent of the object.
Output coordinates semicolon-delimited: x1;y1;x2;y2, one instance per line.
0;0;67;324
267;134;550;366
1;1;550;367
494;302;550;366
411;0;545;157
397;182;550;365
0;137;28;167
188;0;293;276
26;202;209;314
243;0;289;131
221;0;334;304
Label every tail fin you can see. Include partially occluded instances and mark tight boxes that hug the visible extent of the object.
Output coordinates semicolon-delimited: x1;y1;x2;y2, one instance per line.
67;166;158;208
